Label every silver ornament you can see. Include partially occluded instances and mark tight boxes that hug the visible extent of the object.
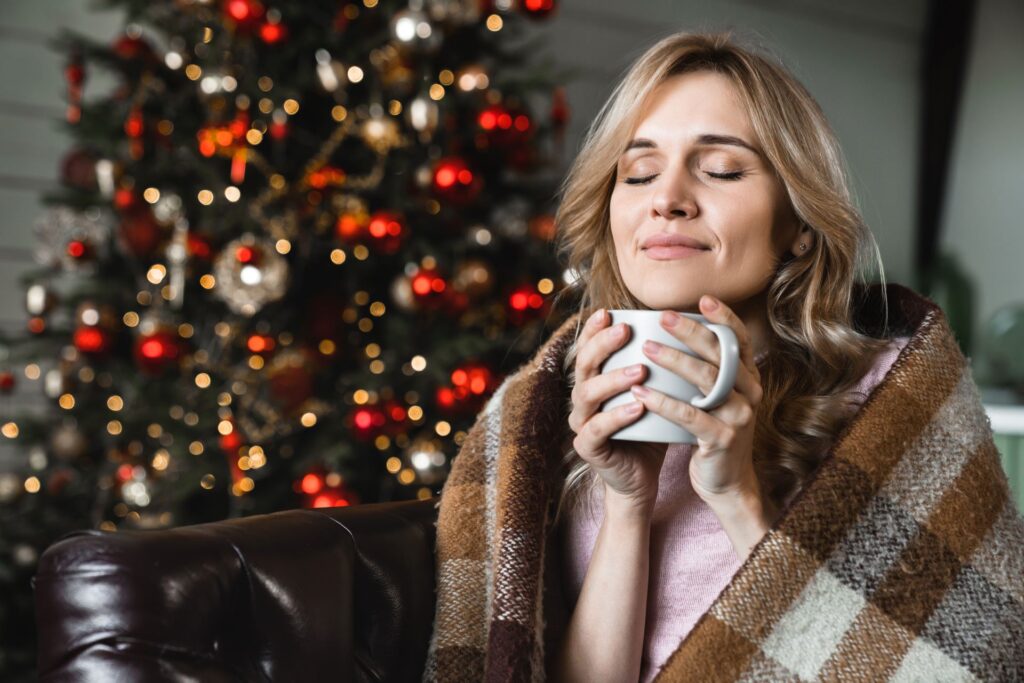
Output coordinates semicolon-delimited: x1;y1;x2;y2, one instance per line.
406;95;439;137
389;9;442;53
403;436;448;485
213;234;289;316
490;197;532;239
424;0;481;25
33;206;110;270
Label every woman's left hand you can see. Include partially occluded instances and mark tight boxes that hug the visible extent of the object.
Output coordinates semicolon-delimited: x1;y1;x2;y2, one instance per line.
629;294;764;506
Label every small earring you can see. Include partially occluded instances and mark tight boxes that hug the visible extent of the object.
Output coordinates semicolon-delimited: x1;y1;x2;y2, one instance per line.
799;243;808;252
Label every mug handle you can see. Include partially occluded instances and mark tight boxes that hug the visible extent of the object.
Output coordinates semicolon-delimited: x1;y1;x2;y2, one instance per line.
689;324;739;410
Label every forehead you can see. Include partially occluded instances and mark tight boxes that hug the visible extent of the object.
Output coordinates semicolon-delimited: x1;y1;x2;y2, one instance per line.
631;71;754;143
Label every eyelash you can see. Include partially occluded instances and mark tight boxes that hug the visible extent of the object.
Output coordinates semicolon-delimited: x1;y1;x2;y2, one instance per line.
623;171;745;185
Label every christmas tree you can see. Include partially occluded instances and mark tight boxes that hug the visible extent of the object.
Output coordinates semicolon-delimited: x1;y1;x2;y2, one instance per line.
0;0;575;676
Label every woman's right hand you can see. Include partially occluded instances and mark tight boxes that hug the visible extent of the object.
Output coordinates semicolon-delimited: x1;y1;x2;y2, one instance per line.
568;308;668;517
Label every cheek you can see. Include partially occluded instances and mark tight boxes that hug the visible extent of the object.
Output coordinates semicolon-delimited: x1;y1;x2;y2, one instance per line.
608;192;633;248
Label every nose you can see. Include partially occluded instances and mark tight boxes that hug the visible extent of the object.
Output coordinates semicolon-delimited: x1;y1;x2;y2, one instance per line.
650;165;699;220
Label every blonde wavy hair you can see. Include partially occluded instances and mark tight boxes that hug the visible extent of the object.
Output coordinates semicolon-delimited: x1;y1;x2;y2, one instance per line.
550;29;891;526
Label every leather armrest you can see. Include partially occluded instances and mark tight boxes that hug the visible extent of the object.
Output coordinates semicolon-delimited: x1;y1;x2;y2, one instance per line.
34;497;438;682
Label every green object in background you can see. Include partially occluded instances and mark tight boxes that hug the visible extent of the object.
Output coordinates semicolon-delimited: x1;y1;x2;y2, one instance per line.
995;434;1024;513
920;251;976;357
979;305;1024;399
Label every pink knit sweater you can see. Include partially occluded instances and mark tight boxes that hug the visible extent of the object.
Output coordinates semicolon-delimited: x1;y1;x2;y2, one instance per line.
558;336;911;682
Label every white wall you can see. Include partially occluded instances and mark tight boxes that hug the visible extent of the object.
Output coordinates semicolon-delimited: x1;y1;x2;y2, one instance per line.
940;0;1024;344
0;1;125;332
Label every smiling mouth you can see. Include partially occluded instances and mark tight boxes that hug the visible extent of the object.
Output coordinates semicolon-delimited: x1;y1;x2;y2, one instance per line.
641;245;709;260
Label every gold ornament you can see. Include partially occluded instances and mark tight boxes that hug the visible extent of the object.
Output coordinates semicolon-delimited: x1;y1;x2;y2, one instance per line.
452;258;494;300
361;113;402;154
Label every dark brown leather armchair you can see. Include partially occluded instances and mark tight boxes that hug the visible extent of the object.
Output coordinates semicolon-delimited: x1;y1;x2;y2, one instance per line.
32;497;439;682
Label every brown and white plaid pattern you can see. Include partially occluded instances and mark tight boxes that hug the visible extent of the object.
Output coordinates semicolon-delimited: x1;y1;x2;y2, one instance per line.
423;284;1024;682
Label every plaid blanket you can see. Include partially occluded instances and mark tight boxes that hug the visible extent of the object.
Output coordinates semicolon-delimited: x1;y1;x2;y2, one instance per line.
422;283;1024;682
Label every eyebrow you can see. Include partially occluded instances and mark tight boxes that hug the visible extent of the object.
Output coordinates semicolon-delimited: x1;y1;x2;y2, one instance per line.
623;134;761;157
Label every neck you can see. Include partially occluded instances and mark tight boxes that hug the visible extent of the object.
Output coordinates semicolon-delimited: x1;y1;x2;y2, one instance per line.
729;289;772;361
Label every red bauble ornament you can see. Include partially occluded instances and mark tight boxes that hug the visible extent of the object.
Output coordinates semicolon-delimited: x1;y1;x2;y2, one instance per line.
335;212;367;241
381;398;410;436
349;404;388;441
124;107;144;138
73;326;113;355
112;34;158;64
235;244;259;265
114;187;136;210
133;330;182;375
432;157;481;204
267;349;316;414
269;120;289;140
187;233;212;260
436;363;496;414
477;104;532;149
117;205;164;257
299;473;354;509
246;333;276;354
507;282;550;323
259;20;287;43
47;468;75;496
66;239;93;261
410;267;450;310
65;51;85;124
0;370;15;394
519;0;557;19
224;0;264;24
366;211;405;254
296;469;357;508
550;85;570;128
60;147;99;191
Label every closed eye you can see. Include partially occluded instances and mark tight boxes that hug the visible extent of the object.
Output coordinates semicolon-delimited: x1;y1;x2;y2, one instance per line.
623;171;746;185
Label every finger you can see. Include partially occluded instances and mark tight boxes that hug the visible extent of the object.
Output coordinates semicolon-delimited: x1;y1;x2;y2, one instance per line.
630;383;727;445
569;363;647;433
573;400;645;457
575;308;610;354
575;319;631;384
698;295;756;372
641;341;763;407
702;388;757;429
658;309;721;366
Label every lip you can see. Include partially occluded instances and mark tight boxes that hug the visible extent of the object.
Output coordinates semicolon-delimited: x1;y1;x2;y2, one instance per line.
643;245;708;260
640;232;710;251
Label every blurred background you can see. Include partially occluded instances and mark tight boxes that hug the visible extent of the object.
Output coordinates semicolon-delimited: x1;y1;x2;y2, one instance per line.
0;0;1021;678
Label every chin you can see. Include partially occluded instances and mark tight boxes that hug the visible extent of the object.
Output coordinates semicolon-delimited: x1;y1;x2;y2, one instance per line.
635;293;700;313
628;280;701;312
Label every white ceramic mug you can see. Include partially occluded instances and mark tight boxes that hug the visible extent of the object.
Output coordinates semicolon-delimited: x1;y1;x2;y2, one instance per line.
599;310;740;444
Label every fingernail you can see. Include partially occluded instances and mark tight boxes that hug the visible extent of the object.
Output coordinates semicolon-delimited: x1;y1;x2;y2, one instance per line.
631;384;650;398
612;323;626;337
625;364;642;377
643;340;661;355
702;295;718;311
625;401;643;413
590;309;605;325
661;311;680;326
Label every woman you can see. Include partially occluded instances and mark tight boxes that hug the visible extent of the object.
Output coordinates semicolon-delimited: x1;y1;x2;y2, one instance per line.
424;31;1024;683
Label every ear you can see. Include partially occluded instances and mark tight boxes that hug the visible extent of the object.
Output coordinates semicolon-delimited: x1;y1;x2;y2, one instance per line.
790;222;812;257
